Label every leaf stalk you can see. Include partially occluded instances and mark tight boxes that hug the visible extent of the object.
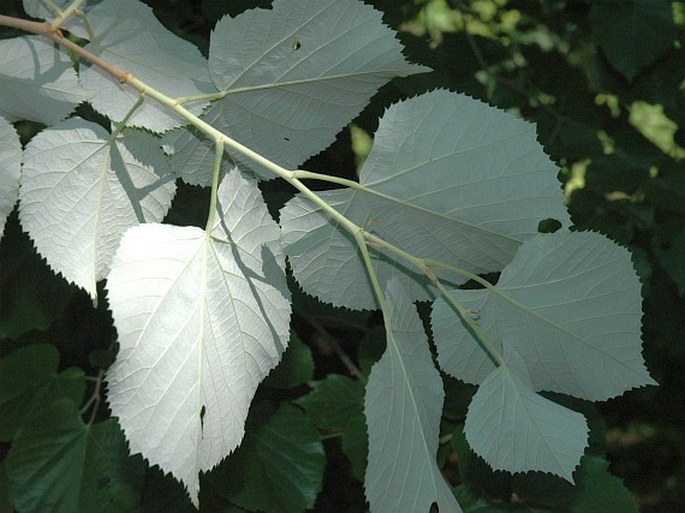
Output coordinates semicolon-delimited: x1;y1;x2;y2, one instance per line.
206;138;224;232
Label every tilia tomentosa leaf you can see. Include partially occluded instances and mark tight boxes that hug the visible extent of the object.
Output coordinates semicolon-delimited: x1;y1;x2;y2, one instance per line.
105;167;292;506
432;231;656;479
19;118;176;299
365;279;462;513
163;0;429;184
281;89;570;309
0;116;21;239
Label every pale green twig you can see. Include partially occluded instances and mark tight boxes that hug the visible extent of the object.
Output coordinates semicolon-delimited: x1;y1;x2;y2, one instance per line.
49;0;86;31
109;96;144;141
206;138;224;232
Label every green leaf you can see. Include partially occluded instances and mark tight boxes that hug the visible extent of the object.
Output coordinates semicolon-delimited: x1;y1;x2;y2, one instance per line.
512;468;578;507
0;36;91;124
105;167;291;506
341;413;368;482
590;0;677;80
464;345;588;482
357;326;387;377
453;484;543;513
79;0;214;132
263;334;314;389
140;466;195;513
6;400;144;513
295;374;368;481
295;374;364;430
166;0;428;184
0;213;78;339
281;90;568;309
210;403;325;513
19;118;176;299
364;279;462;513
570;456;639;513
0;116;21;239
0;344;85;441
433;231;657;400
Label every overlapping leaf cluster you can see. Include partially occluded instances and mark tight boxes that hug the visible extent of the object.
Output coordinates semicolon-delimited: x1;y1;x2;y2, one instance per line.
0;0;663;512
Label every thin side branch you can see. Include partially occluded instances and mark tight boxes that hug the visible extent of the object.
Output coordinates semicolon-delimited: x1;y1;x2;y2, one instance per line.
304;316;367;383
0;15;129;82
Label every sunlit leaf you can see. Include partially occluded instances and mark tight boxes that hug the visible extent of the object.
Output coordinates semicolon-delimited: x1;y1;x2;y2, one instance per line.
19;118;176;298
105;168;291;506
0;116;21;239
21;0;89;38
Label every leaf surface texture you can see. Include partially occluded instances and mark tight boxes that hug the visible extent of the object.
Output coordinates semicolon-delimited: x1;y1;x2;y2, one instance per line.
105;168;291;505
464;345;588;481
364;279;462;513
432;231;656;400
19;118;175;298
282;90;569;308
0;116;21;238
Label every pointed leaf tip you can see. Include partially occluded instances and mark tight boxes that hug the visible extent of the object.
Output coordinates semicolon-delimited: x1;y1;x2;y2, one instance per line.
106;168;291;505
465;346;588;482
364;279;463;513
19;119;175;299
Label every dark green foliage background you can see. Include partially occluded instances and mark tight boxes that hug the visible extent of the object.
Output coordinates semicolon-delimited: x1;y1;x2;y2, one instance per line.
1;0;684;512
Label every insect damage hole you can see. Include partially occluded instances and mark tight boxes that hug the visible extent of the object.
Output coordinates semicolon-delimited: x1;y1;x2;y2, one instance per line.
292;40;301;51
200;405;206;437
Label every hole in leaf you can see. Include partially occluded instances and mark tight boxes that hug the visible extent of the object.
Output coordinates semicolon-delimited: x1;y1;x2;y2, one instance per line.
292;40;301;51
538;218;562;233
